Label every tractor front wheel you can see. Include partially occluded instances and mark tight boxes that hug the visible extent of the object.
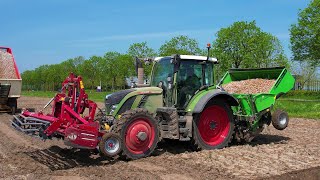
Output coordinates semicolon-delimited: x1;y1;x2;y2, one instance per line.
99;133;122;158
113;108;159;160
193;100;234;150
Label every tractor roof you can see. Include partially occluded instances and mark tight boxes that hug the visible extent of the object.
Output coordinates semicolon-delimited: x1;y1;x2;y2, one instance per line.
154;55;218;63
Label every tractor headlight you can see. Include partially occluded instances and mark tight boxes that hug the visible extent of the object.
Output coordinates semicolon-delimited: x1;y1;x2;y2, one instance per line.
109;105;118;115
105;94;111;100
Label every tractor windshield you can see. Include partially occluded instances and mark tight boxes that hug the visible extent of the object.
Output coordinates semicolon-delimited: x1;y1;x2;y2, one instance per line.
151;57;174;87
177;60;213;108
178;60;214;87
151;57;214;108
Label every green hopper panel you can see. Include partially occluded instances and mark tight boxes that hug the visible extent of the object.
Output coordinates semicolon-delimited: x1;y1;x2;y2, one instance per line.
219;67;295;115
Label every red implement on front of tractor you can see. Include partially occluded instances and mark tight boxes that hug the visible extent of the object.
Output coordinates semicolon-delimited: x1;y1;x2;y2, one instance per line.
12;73;101;149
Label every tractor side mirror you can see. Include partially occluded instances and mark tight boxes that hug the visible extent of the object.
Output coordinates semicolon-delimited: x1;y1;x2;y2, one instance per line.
171;54;181;73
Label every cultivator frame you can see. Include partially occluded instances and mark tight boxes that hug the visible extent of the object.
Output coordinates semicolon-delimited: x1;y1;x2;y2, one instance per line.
12;73;101;149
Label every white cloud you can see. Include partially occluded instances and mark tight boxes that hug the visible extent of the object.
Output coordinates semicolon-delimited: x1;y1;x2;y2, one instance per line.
65;29;216;44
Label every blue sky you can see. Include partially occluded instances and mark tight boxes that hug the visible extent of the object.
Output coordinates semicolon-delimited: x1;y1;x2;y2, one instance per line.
1;0;310;72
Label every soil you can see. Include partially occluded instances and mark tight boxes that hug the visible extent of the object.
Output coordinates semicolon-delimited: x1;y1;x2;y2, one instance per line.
0;96;320;180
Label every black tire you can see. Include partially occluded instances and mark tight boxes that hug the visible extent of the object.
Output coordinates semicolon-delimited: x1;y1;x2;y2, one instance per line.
193;100;234;150
272;109;289;130
113;108;159;160
99;133;122;158
8;98;17;115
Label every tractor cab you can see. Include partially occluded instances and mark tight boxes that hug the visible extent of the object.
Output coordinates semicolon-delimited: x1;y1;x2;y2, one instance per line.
150;55;217;109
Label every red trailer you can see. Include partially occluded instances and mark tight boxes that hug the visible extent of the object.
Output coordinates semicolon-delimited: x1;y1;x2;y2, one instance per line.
0;47;22;114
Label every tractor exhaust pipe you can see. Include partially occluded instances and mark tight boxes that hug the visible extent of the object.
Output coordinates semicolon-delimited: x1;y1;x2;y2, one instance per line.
137;67;144;85
135;57;144;85
135;57;154;87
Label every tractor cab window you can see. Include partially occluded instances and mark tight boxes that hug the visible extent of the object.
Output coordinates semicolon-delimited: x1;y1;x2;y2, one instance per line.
151;57;174;88
177;60;213;108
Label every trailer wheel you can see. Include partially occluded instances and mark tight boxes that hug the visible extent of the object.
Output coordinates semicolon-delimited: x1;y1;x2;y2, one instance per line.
193;100;234;150
272;109;289;130
99;133;122;158
8;98;17;115
113;108;159;160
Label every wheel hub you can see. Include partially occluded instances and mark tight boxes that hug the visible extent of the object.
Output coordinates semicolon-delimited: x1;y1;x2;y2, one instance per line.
209;121;217;130
125;118;155;154
105;137;120;154
108;142;114;148
198;105;230;146
279;113;287;125
137;131;147;141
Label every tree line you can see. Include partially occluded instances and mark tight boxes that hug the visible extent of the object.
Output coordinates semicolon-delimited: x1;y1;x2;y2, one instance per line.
22;0;320;92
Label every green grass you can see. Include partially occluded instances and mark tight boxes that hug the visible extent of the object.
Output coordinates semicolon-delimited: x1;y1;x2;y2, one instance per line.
22;90;112;102
273;90;320;119
274;100;320;119
22;90;320;119
282;90;320;100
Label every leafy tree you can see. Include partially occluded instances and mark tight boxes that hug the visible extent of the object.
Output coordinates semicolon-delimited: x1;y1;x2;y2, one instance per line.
128;42;156;77
80;56;103;89
159;35;201;56
290;0;320;66
212;21;288;78
104;52;122;90
128;42;157;58
61;56;85;76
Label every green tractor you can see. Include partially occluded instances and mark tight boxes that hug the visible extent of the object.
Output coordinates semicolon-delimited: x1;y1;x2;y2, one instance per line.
98;46;295;159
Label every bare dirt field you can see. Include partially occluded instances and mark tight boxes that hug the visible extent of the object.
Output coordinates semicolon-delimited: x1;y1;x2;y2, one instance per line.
0;96;320;180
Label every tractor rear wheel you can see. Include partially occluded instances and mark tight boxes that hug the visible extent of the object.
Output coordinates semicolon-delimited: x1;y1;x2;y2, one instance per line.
113;108;159;160
193;100;234;150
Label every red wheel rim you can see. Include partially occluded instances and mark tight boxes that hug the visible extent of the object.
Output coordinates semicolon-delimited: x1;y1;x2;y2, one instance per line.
198;105;230;146
125;118;155;154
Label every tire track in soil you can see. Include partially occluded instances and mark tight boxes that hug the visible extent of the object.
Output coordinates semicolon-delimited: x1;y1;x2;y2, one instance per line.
127;154;235;180
0;129;50;179
0;120;39;149
0;114;55;179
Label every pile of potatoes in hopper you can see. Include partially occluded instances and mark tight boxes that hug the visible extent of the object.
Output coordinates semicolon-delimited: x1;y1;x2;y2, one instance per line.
221;78;276;94
0;51;18;79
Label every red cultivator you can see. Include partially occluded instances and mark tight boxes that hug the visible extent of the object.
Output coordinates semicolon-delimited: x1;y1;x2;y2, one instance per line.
12;73;103;149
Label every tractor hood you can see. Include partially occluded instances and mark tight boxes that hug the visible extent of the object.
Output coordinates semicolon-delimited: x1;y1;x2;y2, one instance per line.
105;87;163;115
105;89;135;113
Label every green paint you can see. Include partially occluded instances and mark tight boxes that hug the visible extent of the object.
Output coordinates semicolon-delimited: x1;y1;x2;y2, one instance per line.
185;86;217;112
132;95;143;108
143;94;163;114
219;67;295;117
112;87;163;116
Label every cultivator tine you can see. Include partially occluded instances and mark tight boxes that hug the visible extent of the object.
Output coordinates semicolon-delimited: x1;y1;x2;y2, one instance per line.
11;114;50;137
